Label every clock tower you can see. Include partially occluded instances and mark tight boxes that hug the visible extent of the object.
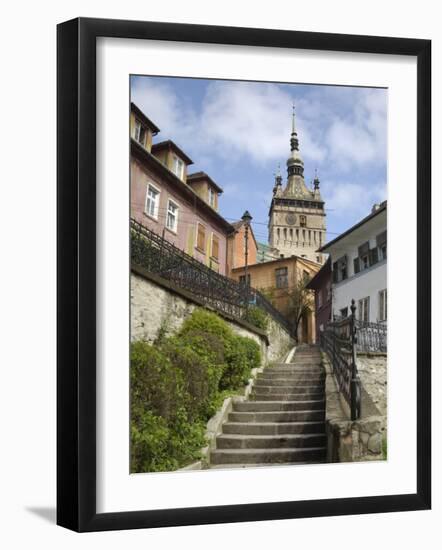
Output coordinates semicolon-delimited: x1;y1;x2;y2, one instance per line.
268;106;326;264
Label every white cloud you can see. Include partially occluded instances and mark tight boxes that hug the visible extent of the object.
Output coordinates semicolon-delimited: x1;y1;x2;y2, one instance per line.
326;88;387;171
324;179;386;222
132;77;387;178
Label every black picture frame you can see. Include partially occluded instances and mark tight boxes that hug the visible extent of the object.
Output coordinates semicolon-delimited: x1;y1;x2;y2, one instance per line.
57;17;431;532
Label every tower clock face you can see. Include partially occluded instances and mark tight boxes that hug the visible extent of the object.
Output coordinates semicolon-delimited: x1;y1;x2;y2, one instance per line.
286;213;296;225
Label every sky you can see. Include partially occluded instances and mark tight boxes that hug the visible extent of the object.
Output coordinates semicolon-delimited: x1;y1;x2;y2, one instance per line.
131;75;387;245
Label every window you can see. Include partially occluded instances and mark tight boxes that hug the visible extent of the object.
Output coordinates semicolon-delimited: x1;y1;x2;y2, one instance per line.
145;184;160;219
358;297;370;323
275;267;288;289
134;120;147;146
208;187;216;208
196;223;206;251
300;215;307;227
166;199;179;232
211;233;220;261
302;269;310;283
239;274;251;286
317;289;323;308
377;231;387;260
172;155;185;180
340;307;348;318
379;289;387;321
333;256;348;283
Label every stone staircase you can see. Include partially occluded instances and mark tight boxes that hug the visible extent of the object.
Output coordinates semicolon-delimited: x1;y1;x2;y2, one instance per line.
210;345;326;468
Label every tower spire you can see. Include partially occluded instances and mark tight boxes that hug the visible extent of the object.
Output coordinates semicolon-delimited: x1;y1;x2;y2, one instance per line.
292;103;296;134
290;103;299;152
273;163;282;196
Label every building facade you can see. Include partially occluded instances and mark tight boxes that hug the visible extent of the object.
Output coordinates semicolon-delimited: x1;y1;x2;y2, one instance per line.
319;202;387;324
226;220;258;276
231;256;320;343
268;107;326;264
130;103;233;275
306;257;332;342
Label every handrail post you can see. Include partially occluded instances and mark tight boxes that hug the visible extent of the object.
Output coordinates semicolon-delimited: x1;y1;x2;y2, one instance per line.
350;299;361;420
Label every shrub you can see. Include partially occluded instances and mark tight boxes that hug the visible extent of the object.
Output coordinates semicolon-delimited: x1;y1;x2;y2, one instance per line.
130;341;206;473
221;335;261;390
161;336;213;420
130;341;186;422
239;336;262;371
244;306;269;331
179;308;233;341
130;308;263;472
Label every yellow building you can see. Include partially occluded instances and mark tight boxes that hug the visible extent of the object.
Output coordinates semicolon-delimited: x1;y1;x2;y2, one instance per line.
231;255;320;343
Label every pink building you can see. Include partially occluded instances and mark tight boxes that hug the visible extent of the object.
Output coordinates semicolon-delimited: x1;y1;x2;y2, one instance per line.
130;103;233;275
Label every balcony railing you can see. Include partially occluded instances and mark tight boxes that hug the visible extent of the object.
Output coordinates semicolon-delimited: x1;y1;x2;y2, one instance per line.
355;320;387;353
130;218;294;335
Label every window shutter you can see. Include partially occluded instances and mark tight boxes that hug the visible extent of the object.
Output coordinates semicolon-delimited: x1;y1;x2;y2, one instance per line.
197;224;205;250
212;235;219;260
353;257;360;274
376;231;387;247
358;241;370;257
332;262;338;283
369;247;379;266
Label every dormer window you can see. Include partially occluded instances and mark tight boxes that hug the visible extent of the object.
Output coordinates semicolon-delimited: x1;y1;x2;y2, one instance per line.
172;155;185;180
134;120;147;147
208;187;216;208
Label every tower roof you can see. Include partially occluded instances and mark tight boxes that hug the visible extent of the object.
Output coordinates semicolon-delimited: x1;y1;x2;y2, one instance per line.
283;104;311;200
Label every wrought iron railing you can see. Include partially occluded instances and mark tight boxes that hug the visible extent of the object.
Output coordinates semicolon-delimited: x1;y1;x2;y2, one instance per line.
130;218;294;335
320;300;361;420
355;320;387;352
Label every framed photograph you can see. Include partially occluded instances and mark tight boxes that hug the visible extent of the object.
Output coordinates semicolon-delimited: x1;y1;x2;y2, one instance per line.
57;17;431;532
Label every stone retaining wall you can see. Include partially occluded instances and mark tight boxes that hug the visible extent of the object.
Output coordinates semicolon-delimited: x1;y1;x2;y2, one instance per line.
131;268;294;365
357;353;387;421
322;352;384;462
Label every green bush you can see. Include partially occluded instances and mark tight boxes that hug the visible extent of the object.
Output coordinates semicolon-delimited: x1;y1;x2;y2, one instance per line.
130;308;262;472
130;342;206;473
161;336;214;420
130;341;186;422
244;306;269;331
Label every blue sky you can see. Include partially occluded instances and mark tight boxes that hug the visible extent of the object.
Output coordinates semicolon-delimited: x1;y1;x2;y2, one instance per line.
131;76;387;245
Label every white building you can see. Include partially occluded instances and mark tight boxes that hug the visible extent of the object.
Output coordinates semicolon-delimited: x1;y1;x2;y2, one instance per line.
319;202;387;324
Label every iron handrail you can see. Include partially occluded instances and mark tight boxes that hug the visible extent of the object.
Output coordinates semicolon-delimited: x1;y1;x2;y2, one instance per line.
130;218;294;335
320;300;361;420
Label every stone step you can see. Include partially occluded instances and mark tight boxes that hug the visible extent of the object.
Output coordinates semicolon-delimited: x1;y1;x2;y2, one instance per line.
216;433;326;449
233;400;325;412
253;384;324;394
264;371;323;378
223;420;325;435
228;410;325;423
257;374;325;383
210;447;326;465
272;361;320;366
267;365;323;371
209;460;326;469
251;393;324;402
